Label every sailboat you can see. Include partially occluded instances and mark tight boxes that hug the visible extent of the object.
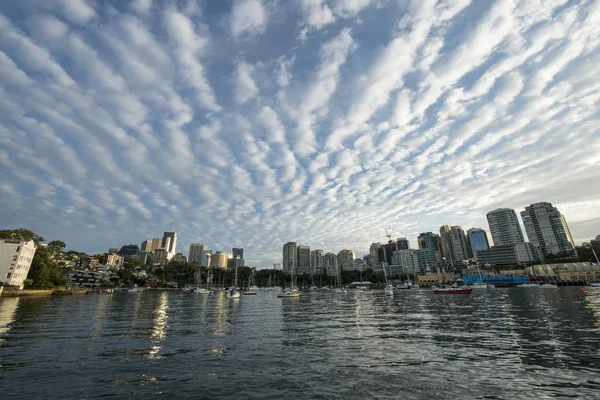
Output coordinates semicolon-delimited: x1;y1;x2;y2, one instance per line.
433;263;472;294
471;259;494;289
383;263;394;296
227;263;241;299
517;264;540;287
243;269;258;295
278;262;301;298
334;264;347;294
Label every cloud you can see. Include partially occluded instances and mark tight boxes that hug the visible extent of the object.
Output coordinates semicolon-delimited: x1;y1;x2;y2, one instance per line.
230;0;268;38
234;61;260;104
0;0;598;268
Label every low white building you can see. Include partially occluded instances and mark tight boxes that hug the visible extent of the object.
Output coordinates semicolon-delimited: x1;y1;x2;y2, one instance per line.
0;239;37;289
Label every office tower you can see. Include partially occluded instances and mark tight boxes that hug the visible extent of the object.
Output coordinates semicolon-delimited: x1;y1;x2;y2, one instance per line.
467;228;491;257
140;240;153;252
439;225;470;262
232;248;244;260
297;245;311;275
310;250;324;272
486;208;525;246
283;242;297;274
151;238;162;251
417;232;443;259
189;243;204;264
162;231;177;253
396;238;410;250
521;202;576;257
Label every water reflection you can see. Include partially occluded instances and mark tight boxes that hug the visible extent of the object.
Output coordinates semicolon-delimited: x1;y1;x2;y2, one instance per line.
0;298;21;342
148;291;169;359
584;290;600;327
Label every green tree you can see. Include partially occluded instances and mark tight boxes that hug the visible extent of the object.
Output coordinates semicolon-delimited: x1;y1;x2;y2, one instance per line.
48;240;66;251
0;228;45;244
26;246;68;289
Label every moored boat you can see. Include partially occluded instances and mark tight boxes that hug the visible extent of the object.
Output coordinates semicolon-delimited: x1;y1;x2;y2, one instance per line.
517;283;540;288
433;286;473;294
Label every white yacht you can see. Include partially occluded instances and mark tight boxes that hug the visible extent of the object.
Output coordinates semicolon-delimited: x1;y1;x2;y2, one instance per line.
517;282;540;288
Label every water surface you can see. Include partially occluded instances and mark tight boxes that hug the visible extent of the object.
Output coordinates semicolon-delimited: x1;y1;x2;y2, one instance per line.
1;287;600;399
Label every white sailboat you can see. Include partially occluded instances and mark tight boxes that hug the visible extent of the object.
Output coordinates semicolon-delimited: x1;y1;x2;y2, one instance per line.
227;264;241;299
471;260;494;289
383;264;394;296
278;261;301;298
334;264;347;293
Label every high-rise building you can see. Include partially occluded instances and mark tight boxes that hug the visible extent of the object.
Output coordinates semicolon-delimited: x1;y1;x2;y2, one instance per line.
297;245;311;275
0;239;37;289
282;242;297;275
151;238;162;251
397;238;410;250
439;225;470;263
467;228;491;257
210;251;228;269
273;263;282;270
486;208;525;246
369;243;384;266
162;232;177;253
337;249;355;269
323;252;338;276
521;202;576;257
202;250;212;267
188;243;204;264
310;250;324;273
232;248;244;260
417;232;443;260
140;240;153;253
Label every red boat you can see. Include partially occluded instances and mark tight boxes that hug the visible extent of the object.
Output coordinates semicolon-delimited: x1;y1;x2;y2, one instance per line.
433;286;473;294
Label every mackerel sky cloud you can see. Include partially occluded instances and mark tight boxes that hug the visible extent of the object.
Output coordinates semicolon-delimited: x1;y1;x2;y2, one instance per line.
0;0;599;267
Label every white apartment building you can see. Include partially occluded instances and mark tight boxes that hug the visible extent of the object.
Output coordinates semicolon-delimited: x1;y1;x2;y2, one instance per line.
0;239;37;289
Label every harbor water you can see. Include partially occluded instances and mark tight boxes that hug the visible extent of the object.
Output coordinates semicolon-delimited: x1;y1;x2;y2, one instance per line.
1;287;600;399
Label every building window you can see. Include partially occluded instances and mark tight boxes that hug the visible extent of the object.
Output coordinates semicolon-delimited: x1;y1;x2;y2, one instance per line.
16;246;20;252
12;255;17;261
6;273;11;279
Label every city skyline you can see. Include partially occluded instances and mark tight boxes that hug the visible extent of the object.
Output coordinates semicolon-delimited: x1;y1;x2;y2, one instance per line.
0;1;599;268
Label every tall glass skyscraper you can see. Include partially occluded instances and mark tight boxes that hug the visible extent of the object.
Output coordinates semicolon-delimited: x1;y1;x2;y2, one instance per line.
467;228;490;257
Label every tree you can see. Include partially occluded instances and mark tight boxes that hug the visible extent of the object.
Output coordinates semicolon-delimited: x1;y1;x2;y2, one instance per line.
26;246;68;289
48;240;66;251
0;228;45;244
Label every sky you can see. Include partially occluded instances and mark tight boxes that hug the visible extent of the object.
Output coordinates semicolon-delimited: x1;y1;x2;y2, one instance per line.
0;0;599;268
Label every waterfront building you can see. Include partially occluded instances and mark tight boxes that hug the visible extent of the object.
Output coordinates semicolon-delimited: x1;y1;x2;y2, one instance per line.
369;242;384;266
273;263;282;270
210;251;228;269
297;245;311;275
397;238;410;250
162;232;178;254
486;208;525;246
282;242;297;275
417;232;443;260
476;243;538;268
392;249;418;275
188;243;204;264
140;240;153;253
228;255;244;269
440;225;470;263
310;250;324;273
323;252;338;276
342;259;365;273
467;228;491;257
521;202;576;257
337;249;355;269
137;251;149;265
117;244;139;258
0;239;37;289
